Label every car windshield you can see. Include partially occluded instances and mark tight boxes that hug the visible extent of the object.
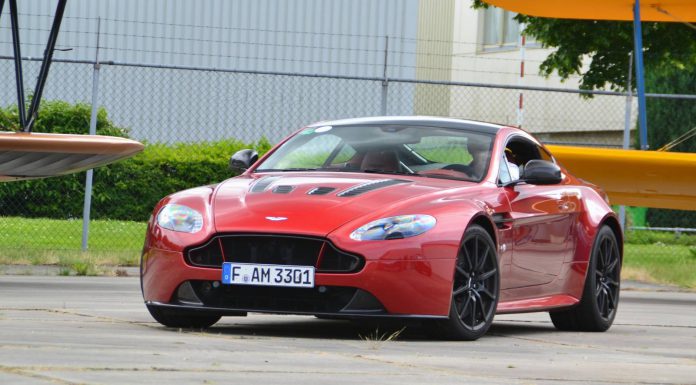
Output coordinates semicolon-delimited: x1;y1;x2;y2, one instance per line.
255;124;495;182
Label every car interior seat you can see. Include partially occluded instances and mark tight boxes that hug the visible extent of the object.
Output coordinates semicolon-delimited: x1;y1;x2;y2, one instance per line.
360;150;400;172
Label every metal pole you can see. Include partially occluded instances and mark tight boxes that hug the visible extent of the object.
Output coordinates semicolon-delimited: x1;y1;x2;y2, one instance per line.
517;23;526;128
8;0;27;129
24;0;68;132
82;18;101;251
380;36;389;116
619;51;634;231
633;0;649;150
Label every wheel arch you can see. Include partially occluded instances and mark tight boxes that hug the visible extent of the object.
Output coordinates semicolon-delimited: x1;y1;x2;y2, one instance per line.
468;213;498;248
600;214;624;264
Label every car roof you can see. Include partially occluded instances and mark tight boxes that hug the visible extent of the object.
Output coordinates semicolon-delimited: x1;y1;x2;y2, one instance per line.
307;116;504;135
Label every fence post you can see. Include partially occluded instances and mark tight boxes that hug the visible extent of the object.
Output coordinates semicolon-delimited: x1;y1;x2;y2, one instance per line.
380;35;389;115
619;51;634;232
81;18;101;251
516;23;526;128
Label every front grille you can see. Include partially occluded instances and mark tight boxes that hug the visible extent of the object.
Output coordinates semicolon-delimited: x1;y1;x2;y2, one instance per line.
186;234;364;273
220;235;321;266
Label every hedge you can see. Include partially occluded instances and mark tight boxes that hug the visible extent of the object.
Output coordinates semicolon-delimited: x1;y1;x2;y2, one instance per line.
0;101;271;221
644;64;696;228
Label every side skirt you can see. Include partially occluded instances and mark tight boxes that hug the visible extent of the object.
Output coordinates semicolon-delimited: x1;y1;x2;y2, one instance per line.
495;294;579;314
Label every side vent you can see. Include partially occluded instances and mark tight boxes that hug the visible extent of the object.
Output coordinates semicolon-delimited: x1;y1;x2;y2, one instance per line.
273;185;294;194
250;176;281;193
337;179;409;197
307;187;336;195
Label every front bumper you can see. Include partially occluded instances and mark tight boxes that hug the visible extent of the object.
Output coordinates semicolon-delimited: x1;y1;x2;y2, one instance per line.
142;246;455;317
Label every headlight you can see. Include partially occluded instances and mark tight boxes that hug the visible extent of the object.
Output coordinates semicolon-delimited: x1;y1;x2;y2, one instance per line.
349;214;436;241
156;204;203;233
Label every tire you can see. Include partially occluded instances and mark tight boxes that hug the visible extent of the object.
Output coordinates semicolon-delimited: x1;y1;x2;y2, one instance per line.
437;224;500;341
146;304;221;329
550;225;621;332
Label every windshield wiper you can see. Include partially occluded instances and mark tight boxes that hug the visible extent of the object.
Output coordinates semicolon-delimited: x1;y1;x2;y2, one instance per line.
255;168;322;172
361;169;418;176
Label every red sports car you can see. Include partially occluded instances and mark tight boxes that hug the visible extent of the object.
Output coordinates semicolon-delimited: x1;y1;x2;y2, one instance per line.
141;116;622;340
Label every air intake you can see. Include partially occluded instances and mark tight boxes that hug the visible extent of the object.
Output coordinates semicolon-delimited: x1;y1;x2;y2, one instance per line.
337;179;409;197
273;185;294;194
307;187;336;195
250;176;281;193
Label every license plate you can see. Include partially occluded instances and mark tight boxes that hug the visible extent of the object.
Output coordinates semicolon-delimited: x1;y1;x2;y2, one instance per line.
221;262;315;288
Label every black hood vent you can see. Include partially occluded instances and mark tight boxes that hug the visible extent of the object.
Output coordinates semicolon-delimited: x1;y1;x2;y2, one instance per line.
250;176;281;193
337;179;409;197
307;187;336;195
272;185;294;194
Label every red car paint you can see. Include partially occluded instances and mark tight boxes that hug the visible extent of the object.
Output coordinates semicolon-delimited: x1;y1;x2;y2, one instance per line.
141;118;621;318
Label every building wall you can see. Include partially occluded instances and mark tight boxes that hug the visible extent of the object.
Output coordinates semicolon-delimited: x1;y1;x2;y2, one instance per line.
413;0;455;116
0;0;421;142
1;0;419;78
1;1;635;145
444;0;636;143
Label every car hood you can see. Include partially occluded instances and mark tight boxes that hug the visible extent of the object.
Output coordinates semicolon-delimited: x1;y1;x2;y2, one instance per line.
212;172;467;236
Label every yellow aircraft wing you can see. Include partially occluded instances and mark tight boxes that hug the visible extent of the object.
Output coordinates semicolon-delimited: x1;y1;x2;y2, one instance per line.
482;0;696;22
547;145;696;211
0;132;144;181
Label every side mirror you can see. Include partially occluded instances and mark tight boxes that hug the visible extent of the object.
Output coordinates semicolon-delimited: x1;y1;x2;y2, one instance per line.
229;149;258;173
522;159;562;185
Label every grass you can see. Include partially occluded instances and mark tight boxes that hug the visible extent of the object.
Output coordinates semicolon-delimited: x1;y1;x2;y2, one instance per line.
359;327;406;349
622;244;696;289
0;217;694;288
621;230;696;289
0;216;146;268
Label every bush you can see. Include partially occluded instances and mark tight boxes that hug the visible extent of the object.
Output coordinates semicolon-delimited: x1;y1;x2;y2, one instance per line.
0;101;272;221
643;64;696;229
91;139;271;220
0;100;129;137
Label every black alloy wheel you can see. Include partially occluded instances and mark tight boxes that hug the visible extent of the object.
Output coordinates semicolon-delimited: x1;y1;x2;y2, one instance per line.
595;230;621;319
550;225;621;331
438;224;500;340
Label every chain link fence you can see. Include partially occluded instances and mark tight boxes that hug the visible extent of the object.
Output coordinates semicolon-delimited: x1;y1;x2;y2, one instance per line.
1;56;695;284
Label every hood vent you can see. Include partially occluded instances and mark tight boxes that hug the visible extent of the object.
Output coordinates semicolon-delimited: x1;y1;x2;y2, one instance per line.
250;176;281;193
272;185;295;194
307;187;336;195
337;179;409;197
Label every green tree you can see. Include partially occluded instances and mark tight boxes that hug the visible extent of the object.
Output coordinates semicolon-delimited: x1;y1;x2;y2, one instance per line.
644;65;696;228
475;0;696;91
474;2;696;228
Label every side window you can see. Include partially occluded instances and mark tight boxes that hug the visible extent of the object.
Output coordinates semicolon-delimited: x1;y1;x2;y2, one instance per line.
537;145;554;163
505;137;545;167
498;154;512;184
503;136;547;182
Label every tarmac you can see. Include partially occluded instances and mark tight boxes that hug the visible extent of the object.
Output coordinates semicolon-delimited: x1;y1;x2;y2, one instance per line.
0;273;694;385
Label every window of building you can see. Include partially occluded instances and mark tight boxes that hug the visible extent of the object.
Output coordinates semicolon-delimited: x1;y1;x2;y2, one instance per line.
480;7;521;51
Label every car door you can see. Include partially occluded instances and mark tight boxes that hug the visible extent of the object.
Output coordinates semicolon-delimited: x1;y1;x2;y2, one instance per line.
501;137;576;288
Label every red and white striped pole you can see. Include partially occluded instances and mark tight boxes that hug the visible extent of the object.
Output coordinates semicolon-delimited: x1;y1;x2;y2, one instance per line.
517;23;526;128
